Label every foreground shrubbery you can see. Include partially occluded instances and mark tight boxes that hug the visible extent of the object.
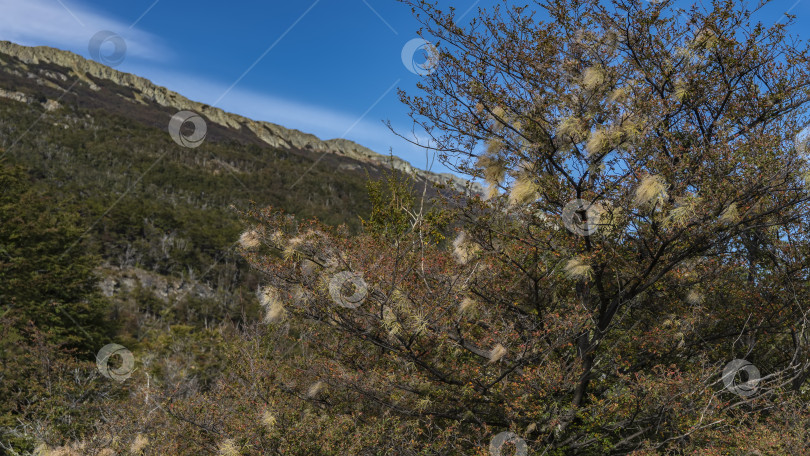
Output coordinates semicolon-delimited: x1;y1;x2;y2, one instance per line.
6;0;810;454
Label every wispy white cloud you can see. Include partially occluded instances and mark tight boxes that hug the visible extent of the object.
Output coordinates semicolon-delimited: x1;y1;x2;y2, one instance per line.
0;0;166;61
0;0;455;175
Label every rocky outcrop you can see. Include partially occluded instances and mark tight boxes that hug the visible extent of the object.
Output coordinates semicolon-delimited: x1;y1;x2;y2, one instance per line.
0;87;33;104
98;266;216;302
0;87;61;111
0;40;482;194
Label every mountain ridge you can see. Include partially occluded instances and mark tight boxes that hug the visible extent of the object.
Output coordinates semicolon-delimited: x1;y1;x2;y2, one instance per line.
0;40;481;194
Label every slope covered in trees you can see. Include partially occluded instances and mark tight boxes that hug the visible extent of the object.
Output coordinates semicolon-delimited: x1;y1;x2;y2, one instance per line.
0;20;459;455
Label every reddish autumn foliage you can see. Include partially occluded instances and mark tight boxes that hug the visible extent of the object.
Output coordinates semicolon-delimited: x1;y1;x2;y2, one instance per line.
232;0;810;453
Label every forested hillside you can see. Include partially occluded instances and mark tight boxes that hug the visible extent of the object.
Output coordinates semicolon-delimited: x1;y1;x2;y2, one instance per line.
0;35;462;455
0;39;467;324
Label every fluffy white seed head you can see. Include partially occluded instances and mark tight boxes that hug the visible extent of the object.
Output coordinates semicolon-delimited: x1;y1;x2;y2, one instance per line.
667;196;700;227
283;236;304;260
259;286;286;323
609;86;627;103
685;289;704;305
478;144;507;197
582;66;606;90
508;175;539;206
307;381;325;398
459;297;476;314
238;229;262;250
719;202;740;224
269;230;285;244
585;128;607;156
383;307;402;337
129;434;149;454
564;258;593;280
674;79;690;101
558;116;587;142
218;439;239;456
259;286;280;308
260;410;277;431
634;174;668;207
488;343;507;363
452;231;480;265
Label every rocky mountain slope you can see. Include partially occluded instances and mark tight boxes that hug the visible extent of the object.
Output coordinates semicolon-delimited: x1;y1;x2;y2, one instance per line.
0;40;481;194
0;39;483;331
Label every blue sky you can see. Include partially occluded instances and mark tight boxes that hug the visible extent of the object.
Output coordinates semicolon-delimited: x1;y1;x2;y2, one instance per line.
0;0;808;176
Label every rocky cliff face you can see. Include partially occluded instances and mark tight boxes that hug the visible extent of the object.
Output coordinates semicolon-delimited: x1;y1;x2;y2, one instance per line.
0;40;482;194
